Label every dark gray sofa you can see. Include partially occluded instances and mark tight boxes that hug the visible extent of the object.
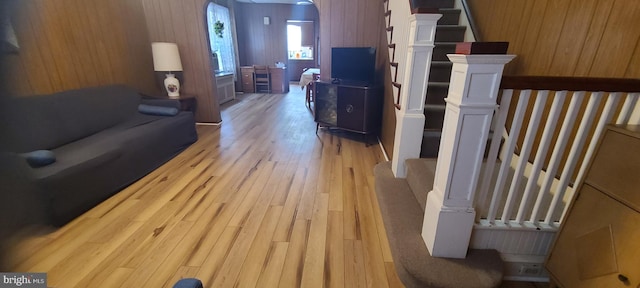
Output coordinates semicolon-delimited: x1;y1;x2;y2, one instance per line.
0;85;198;226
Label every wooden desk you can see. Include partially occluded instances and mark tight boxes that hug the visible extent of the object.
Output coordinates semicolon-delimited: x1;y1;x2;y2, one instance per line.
240;66;289;94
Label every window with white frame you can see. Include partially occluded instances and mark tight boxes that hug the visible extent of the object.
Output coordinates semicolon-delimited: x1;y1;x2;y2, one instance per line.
207;2;236;76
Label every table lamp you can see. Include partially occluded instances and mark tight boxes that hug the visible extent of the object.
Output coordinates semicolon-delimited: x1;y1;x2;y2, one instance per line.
152;42;183;97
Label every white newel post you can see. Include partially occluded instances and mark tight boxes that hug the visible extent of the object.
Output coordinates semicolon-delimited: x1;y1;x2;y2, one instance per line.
422;54;515;258
391;14;441;178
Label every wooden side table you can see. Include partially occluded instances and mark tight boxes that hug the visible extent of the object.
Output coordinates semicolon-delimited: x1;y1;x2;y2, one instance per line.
171;94;197;113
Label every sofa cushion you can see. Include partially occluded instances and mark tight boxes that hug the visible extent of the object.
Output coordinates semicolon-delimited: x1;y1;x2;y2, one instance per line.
32;135;123;182
0;85;141;152
21;150;56;168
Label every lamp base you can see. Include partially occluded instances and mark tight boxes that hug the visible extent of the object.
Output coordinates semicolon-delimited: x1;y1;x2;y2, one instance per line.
164;73;180;97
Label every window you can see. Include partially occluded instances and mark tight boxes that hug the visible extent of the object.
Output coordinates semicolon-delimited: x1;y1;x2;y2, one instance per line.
207;3;236;75
287;20;314;60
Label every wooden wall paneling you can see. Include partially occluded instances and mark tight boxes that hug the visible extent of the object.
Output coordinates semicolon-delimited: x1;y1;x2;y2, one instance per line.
108;1;129;84
43;1;83;91
70;0;99;87
589;0;640;77
486;0;508;41
467;0;493;41
4;0;156;97
356;0;366;45
22;1;57;94
498;1;521;41
54;0;86;88
565;0;612;76
318;0;330;78
169;0;193;90
124;0;158;95
505;0;548;75
202;0;221;121
90;1;115;84
624;38;640;77
94;1;121;84
330;0;344;48
188;0;218;123
507;0;535;75
469;0;640;78
547;0;597;76
14;1;43;93
82;1;112;87
528;0;571;75
489;0;510;41
343;0;358;46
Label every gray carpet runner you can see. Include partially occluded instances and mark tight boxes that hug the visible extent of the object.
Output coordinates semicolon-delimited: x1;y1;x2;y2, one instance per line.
374;161;503;288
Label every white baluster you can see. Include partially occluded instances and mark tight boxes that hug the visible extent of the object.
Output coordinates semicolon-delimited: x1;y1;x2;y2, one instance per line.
486;91;529;223
516;92;564;223
530;93;583;224
545;92;602;224
475;91;513;220
617;93;639;125
573;92;620;189
503;91;548;224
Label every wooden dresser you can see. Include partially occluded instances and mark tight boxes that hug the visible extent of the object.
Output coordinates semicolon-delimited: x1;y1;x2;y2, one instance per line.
546;125;640;287
240;66;254;93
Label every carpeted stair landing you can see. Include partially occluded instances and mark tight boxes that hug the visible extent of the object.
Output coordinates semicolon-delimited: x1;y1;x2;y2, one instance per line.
374;160;503;288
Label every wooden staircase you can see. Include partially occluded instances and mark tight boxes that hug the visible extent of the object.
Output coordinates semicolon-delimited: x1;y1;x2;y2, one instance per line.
421;5;468;158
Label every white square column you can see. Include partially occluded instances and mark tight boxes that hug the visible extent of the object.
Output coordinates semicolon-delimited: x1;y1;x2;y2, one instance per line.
422;54;515;258
390;14;441;178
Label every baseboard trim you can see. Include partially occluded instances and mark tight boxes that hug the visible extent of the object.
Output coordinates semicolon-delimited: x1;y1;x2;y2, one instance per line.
196;121;222;126
377;137;390;161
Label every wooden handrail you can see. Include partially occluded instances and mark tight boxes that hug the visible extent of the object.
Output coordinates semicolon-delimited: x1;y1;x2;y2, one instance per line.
500;76;640;93
461;0;482;41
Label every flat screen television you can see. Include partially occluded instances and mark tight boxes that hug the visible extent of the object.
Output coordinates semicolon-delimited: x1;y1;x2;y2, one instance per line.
331;47;376;85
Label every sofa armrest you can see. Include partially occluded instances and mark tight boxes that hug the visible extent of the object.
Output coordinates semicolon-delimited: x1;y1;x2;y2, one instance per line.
140;98;181;110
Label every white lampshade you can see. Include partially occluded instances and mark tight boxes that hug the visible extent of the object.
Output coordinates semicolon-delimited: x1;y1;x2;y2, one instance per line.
151;42;183;72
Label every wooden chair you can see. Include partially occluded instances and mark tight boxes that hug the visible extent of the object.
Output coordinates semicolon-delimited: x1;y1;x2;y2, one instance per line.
253;65;271;93
306;72;320;109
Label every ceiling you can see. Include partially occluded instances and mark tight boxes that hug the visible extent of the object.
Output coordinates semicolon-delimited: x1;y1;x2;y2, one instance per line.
235;0;313;5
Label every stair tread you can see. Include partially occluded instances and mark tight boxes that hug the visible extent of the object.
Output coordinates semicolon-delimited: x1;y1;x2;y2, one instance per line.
437;25;467;28
438;8;461;12
425;103;446;109
435;42;459;46
374;161;504;288
428;81;450;87
431;60;453;65
423;129;442;134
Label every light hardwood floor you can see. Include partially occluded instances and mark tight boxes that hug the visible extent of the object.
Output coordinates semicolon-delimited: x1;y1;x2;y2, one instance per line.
8;86;402;288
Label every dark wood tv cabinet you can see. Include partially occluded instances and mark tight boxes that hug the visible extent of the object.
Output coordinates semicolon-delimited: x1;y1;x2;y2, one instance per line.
314;81;382;143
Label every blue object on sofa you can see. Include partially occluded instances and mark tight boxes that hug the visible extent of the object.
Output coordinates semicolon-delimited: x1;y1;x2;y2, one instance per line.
138;104;179;116
21;150;56;167
173;278;203;288
0;85;198;226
